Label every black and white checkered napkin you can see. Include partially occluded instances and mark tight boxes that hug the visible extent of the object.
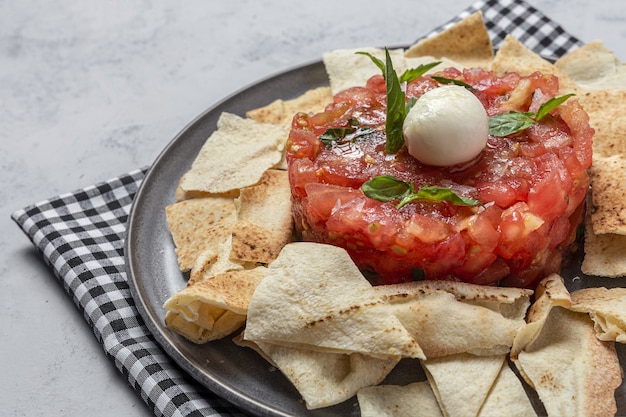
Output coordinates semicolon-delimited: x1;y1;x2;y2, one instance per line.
11;1;582;416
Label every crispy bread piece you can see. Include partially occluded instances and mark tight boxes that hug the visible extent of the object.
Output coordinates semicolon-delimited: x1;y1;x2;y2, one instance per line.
165;196;237;272
405;12;493;69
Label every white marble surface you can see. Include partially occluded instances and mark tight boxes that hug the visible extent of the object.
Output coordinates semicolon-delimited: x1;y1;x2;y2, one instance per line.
3;1;626;415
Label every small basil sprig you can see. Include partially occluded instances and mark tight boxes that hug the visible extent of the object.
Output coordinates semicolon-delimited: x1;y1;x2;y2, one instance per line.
356;49;441;154
362;175;481;209
488;93;575;137
320;119;375;148
400;61;442;83
355;51;440;84
431;76;473;89
383;49;408;154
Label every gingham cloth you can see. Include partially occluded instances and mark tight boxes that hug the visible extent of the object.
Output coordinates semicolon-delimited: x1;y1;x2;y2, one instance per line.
11;1;582;416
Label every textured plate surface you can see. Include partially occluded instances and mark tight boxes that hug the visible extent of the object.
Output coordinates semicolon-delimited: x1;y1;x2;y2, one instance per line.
126;59;626;417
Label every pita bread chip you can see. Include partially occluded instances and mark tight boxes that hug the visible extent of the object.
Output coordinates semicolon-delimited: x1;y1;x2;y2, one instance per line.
244;242;424;359
582;217;626;277
589;154;626;235
230;169;294;264
375;281;531;358
422;353;506;417
375;279;532;320
403;55;465;73
478;363;537;417
405;12;493;69
578;90;626;157
513;307;620;417
188;234;256;286
250;341;399;410
358;381;443;417
165;307;244;344
165;196;237;272
164;268;266;343
174;175;240;202
385;291;525;358
491;35;579;93
179;112;288;194
570;287;626;342
187;247;218;285
511;274;621;417
491;35;555;76
246;86;333;125
556;41;626;90
511;274;572;359
323;47;405;95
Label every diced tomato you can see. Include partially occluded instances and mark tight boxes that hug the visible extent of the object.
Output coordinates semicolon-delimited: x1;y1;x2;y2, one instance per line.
477;179;530;208
527;170;568;223
286;66;593;288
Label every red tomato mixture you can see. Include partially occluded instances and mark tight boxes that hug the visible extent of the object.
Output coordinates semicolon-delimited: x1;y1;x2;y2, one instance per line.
286;68;593;288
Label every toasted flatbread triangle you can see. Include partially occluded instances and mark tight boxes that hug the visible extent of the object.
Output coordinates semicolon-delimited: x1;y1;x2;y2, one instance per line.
422;353;506;417
556;41;626;90
491;35;579;94
511;275;621;417
478;363;537;417
246;86;333;126
405;12;493;69
582;216;626;277
375;280;532;358
514;307;620;417
357;381;443;417
179;112;288;194
323;47;405;95
230;169;293;264
510;274;571;359
163;268;266;343
188;234;254;287
590;155;626;235
248;340;399;410
569;286;626;342
165;196;237;272
244;242;424;359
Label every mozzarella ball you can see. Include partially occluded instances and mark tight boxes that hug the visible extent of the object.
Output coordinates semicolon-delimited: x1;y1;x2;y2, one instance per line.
403;85;488;166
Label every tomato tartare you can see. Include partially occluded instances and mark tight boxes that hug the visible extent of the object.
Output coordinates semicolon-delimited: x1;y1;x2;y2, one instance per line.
286;66;593;288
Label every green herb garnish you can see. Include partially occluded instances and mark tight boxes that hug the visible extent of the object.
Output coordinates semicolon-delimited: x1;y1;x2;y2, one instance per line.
320;119;375;148
383;49;407;154
431;76;473;89
356;49;441;154
354;52;440;84
488;94;575;137
399;61;442;83
361;175;482;209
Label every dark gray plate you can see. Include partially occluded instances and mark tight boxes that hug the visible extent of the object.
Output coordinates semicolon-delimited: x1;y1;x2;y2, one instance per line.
126;59;626;417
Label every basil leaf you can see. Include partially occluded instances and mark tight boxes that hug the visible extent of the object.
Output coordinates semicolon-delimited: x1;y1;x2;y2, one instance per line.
355;51;385;74
417;185;482;206
406;97;418;114
363;175;481;209
397;185;481;209
488;111;536;137
384;48;407;154
431;76;473;89
320;127;356;146
399;61;441;83
362;175;411;202
489;94;575;137
535;93;575;121
320;125;376;148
